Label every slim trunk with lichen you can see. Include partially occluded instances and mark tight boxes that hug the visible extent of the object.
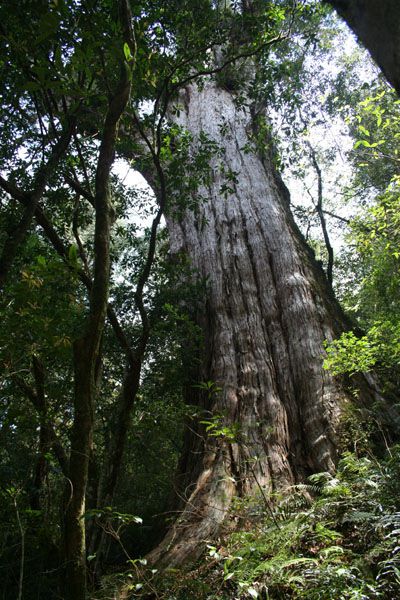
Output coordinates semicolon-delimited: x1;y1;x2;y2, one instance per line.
63;180;116;599
146;79;381;569
63;4;135;595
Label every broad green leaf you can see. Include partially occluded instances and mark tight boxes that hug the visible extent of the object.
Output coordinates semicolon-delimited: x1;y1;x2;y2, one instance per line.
123;42;132;61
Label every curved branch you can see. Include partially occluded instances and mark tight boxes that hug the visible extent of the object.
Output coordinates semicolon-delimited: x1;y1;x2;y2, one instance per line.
0;119;76;289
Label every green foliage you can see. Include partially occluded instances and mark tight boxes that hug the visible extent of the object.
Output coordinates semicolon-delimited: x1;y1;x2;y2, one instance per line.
1;0;234;588
1;0;399;598
347;89;400;194
323;331;378;375
200;413;240;442
134;450;400;599
324;87;400;386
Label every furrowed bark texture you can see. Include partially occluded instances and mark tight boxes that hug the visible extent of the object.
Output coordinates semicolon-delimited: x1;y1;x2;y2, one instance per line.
148;81;365;568
326;0;400;96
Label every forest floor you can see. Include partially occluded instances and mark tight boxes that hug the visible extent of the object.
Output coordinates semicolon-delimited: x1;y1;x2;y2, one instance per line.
97;446;400;600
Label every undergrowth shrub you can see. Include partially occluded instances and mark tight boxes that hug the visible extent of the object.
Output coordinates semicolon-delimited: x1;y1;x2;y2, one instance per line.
115;447;400;599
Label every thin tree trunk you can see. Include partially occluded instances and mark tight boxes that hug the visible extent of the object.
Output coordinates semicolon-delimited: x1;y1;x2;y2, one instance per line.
307;142;334;285
13;496;25;600
147;80;379;568
63;4;135;594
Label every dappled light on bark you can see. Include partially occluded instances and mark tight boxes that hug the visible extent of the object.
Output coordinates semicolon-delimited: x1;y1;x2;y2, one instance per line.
146;80;382;568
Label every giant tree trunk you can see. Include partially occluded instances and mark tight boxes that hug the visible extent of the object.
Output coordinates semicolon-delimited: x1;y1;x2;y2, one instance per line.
147;80;376;567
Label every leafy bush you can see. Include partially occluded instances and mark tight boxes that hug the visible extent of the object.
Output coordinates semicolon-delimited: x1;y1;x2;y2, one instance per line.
129;449;400;599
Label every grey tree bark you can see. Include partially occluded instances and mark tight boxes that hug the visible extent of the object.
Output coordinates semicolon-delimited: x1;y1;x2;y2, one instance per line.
147;80;379;568
326;0;400;96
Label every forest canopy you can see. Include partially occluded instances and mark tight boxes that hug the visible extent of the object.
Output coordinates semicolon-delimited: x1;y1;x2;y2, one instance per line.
0;1;399;599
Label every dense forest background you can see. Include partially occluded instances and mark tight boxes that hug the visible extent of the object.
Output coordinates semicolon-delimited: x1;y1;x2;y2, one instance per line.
0;1;400;599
